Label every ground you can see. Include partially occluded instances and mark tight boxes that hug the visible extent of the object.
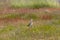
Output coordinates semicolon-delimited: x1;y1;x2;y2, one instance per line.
0;7;60;40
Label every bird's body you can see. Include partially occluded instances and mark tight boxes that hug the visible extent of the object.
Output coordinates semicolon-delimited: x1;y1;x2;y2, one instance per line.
27;19;33;27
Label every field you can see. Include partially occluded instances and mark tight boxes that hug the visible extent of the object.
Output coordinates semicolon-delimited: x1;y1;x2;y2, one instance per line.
0;0;60;8
0;8;60;40
0;0;60;40
10;0;60;8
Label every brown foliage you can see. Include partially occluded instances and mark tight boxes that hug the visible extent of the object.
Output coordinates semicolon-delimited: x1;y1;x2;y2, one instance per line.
41;14;52;20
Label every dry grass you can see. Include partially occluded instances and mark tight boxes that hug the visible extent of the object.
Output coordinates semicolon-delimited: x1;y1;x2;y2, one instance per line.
0;8;60;40
0;19;60;40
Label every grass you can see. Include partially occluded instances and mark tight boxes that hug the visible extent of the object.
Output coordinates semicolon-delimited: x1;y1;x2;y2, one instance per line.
0;24;16;34
0;13;60;40
0;15;60;40
0;13;40;20
0;12;60;20
10;0;60;8
0;20;60;40
0;8;60;40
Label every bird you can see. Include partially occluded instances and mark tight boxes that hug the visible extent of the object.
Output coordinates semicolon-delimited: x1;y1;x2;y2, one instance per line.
27;19;33;27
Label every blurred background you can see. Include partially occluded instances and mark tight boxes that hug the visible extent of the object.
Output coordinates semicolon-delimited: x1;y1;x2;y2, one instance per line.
0;0;60;40
0;0;60;8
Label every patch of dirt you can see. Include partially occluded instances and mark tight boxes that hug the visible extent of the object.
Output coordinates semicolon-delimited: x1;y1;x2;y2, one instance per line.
0;18;29;28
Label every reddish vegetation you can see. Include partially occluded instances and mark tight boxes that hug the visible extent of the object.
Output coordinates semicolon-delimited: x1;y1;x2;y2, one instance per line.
0;7;60;27
0;7;60;14
0;7;60;21
41;14;52;20
0;18;27;22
